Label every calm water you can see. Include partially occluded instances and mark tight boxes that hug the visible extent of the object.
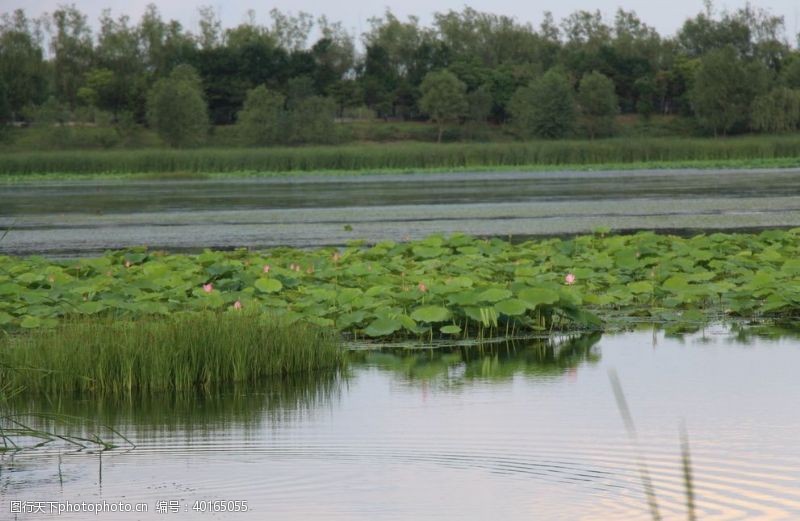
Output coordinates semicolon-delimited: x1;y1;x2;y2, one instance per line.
3;328;800;520
4;168;800;255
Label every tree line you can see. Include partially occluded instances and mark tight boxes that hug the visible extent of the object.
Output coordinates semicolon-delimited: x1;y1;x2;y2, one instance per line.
2;3;800;146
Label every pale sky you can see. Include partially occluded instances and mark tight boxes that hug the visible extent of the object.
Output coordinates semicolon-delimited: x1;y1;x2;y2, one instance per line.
7;0;800;43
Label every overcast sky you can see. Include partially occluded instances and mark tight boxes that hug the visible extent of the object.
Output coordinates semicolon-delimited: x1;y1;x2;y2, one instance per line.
11;0;800;42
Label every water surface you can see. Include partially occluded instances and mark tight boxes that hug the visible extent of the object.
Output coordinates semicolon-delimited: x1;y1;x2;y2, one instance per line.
3;328;800;520
3;168;800;255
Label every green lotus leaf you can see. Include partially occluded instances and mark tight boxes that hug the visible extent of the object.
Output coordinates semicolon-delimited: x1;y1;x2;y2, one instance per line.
477;288;512;303
494;299;528;316
517;288;559;308
77;302;106;314
410;306;451;323
364;317;402;337
255;278;283;293
20;315;42;329
440;324;462;335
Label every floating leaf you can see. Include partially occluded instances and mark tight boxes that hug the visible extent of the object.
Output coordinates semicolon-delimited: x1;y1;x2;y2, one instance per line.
410;306;451;323
254;278;283;293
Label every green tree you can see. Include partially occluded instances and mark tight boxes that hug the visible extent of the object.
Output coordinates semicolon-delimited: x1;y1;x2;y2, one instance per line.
419;70;468;142
236;85;286;145
577;71;618;139
750;87;800;133
146;65;208;147
509;69;575;139
690;45;768;136
286;96;336;144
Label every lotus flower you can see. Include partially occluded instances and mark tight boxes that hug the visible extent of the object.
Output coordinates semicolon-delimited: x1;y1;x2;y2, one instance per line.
565;273;576;285
124;261;131;268
233;300;242;310
263;264;271;273
203;283;213;293
418;282;428;292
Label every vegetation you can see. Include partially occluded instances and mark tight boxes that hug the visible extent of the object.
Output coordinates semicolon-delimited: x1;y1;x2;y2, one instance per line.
2;4;800;145
577;71;619;139
0;313;344;395
509;70;575;139
419;71;468;143
3;136;800;177
3;231;800;342
146;64;208;147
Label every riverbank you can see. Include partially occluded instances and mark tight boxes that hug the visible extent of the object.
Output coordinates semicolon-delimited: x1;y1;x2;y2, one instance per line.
3;137;800;180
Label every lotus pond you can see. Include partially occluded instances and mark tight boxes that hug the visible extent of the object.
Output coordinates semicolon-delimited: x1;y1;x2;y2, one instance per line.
2;230;800;339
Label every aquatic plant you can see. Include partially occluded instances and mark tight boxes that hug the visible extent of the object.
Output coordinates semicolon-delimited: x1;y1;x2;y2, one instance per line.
2;230;800;339
0;312;344;395
2;136;800;177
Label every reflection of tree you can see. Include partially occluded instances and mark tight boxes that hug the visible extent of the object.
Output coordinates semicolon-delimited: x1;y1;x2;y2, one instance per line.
354;333;602;385
3;372;345;437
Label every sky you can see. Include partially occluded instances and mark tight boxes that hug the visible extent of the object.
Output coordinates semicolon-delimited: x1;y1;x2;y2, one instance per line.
9;0;800;42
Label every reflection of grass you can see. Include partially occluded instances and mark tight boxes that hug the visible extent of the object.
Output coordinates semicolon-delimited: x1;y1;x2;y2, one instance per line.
354;333;601;383
3;371;345;436
0;313;344;395
609;370;697;521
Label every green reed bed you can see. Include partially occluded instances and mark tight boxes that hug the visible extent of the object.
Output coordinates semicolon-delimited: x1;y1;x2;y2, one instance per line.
0;313;344;396
2;136;800;177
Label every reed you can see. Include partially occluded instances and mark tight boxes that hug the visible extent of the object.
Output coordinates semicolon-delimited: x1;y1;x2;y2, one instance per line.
2;136;800;177
0;312;344;396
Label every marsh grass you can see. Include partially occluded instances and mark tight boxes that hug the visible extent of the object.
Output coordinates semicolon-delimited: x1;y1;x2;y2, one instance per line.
3;136;800;177
0;312;344;395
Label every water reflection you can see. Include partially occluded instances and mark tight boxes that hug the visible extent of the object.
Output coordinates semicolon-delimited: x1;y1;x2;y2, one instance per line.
3;371;344;441
352;333;601;386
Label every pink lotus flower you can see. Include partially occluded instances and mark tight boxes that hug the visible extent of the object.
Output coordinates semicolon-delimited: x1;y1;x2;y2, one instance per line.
233;300;242;310
418;282;428;292
263;264;271;273
202;283;213;293
565;273;576;285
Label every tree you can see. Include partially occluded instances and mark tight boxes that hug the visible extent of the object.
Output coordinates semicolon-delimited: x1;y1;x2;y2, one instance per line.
509;69;575;139
577;71;618;139
286;96;336;144
750;87;800;133
146;65;208;147
419;70;467;142
690;45;767;136
236;85;285;145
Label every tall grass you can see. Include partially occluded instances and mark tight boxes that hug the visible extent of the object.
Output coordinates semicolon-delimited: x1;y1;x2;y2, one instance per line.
2;136;800;176
0;313;344;395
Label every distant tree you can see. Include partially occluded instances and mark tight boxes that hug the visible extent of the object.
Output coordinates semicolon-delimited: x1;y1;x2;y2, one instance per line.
577;71;618;139
750;87;800;133
509;69;575;139
419;70;468;142
146;65;208;147
466;84;493;124
286;96;336;144
236;85;286;145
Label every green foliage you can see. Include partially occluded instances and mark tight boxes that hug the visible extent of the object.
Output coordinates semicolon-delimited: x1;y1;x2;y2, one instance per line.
146;65;209;147
5;231;800;343
690;46;768;136
577;71;619;139
236;86;286;146
0;313;343;395
286;96;337;144
750;88;800;133
7;136;800;176
419;70;468;143
509;70;575;139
